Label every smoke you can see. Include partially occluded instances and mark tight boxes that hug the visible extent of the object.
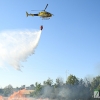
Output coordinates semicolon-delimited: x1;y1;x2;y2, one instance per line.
39;84;92;100
0;29;41;70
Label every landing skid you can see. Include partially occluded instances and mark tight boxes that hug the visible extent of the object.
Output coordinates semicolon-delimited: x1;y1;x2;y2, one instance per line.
42;18;50;20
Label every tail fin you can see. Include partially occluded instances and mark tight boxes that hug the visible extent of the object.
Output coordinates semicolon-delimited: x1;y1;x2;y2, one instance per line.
26;12;35;17
26;12;28;17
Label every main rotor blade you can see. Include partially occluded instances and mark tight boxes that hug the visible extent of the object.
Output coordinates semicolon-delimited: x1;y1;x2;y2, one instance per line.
31;10;42;11
44;4;48;11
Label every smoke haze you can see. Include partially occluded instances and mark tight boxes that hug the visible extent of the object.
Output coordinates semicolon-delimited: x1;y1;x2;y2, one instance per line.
0;29;41;70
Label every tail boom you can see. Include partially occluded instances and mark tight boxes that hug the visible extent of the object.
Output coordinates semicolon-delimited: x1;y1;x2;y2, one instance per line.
26;12;38;17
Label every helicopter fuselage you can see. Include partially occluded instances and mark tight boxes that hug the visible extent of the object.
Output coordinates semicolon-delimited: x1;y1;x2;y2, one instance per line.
38;11;52;18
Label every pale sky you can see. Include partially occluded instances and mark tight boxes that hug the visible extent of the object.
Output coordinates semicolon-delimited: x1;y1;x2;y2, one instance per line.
0;0;100;88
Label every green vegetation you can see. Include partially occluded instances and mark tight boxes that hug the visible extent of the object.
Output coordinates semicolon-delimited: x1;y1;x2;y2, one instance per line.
0;75;100;100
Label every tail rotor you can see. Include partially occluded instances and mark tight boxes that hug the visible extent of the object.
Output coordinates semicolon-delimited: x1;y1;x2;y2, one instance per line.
26;12;28;17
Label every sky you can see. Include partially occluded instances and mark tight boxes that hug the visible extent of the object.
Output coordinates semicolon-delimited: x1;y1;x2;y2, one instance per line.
0;0;100;88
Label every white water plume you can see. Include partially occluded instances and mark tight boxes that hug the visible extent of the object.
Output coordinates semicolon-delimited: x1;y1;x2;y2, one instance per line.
0;29;41;70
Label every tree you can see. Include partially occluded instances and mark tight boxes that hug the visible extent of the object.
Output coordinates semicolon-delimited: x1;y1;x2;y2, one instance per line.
66;74;79;85
20;85;25;89
56;77;63;86
0;88;3;95
34;82;42;93
44;78;53;86
30;82;42;97
91;75;100;91
3;84;13;96
43;81;46;85
30;84;35;89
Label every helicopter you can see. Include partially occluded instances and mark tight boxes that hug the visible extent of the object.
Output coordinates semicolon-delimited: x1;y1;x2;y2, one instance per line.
26;4;53;19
